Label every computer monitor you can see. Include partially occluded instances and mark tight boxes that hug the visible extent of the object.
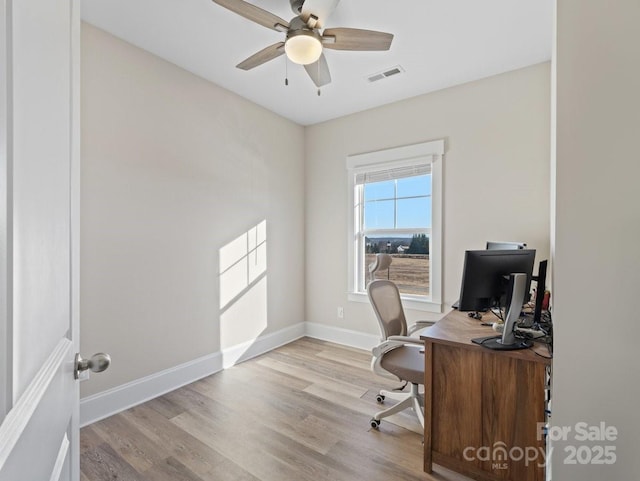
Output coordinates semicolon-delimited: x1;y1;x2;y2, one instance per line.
457;249;536;312
486;241;527;250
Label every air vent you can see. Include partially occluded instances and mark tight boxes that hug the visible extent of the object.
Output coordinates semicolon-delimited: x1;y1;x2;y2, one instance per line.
367;65;405;83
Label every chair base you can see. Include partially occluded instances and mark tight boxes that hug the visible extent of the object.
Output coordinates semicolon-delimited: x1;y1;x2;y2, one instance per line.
371;382;424;429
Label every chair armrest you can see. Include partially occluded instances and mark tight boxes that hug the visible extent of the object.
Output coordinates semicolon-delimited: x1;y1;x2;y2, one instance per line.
387;335;425;345
372;337;424;358
408;320;436;335
371;339;406;358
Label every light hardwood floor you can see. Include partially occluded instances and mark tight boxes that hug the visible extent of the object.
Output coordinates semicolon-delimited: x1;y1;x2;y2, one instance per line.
81;337;469;481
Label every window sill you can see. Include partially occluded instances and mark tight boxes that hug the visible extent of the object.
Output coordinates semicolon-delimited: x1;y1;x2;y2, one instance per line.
348;292;442;313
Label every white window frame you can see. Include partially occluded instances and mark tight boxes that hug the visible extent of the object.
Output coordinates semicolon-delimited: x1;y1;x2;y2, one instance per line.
346;140;444;313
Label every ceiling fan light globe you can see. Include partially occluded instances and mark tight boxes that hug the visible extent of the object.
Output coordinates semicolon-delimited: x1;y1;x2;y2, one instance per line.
285;31;322;65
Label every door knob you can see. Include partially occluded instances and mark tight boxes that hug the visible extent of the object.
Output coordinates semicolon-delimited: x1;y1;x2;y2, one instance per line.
74;352;111;379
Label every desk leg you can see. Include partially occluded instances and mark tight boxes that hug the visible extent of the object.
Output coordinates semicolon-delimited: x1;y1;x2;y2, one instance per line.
423;339;433;473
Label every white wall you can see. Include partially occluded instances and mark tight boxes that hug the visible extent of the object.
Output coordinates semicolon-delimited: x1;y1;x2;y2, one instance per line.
80;24;305;397
552;1;640;479
305;63;551;334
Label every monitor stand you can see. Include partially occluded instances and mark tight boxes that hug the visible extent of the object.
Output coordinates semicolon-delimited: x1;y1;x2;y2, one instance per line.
472;273;531;351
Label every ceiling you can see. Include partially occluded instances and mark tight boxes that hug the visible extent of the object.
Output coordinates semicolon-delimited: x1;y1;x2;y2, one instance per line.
81;0;554;126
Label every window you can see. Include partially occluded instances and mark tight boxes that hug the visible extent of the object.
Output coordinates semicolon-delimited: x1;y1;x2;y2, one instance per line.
359;169;431;296
347;140;443;312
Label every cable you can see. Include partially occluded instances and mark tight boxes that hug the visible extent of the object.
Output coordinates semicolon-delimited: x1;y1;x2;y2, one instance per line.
535;349;553;360
490;307;504;321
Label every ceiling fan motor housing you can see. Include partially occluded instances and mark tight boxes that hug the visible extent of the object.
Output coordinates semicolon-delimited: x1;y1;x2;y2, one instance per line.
289;0;304;14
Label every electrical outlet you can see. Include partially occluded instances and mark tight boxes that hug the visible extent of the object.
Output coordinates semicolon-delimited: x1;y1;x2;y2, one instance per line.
337;306;344;319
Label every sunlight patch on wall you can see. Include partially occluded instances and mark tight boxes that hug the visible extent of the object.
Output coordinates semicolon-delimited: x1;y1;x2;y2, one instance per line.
220;277;268;365
219;220;268;362
219;220;267;310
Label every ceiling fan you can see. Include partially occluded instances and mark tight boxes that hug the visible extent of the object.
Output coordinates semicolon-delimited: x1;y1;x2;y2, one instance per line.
210;0;394;88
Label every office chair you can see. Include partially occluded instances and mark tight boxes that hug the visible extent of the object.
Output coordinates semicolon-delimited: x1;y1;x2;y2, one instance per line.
367;280;434;429
368;253;392;283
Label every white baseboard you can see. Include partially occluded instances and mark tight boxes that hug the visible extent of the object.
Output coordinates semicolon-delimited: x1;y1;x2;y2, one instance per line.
79;351;223;427
79;321;379;427
79;322;306;427
305;322;380;351
220;322;306;369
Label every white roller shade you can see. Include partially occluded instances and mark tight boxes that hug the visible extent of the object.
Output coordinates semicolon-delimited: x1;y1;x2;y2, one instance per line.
355;163;431;185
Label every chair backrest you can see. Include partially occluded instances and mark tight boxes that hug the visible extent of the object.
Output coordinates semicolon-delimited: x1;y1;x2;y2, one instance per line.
367;280;408;339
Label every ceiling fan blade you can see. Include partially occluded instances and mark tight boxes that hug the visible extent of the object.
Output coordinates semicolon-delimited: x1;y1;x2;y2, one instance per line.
322;28;393;51
301;0;341;29
304;53;331;87
211;0;289;32
236;42;285;70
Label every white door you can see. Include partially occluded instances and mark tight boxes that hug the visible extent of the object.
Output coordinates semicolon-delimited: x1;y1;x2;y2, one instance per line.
0;1;82;480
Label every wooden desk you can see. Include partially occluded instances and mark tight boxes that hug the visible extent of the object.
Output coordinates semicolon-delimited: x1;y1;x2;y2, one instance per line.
420;310;550;481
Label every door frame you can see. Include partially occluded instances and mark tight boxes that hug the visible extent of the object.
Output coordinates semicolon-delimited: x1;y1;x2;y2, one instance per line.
0;0;13;422
69;0;81;478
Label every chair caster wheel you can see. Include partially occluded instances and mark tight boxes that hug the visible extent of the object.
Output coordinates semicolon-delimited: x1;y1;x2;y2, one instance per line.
376;394;385;403
370;418;381;429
